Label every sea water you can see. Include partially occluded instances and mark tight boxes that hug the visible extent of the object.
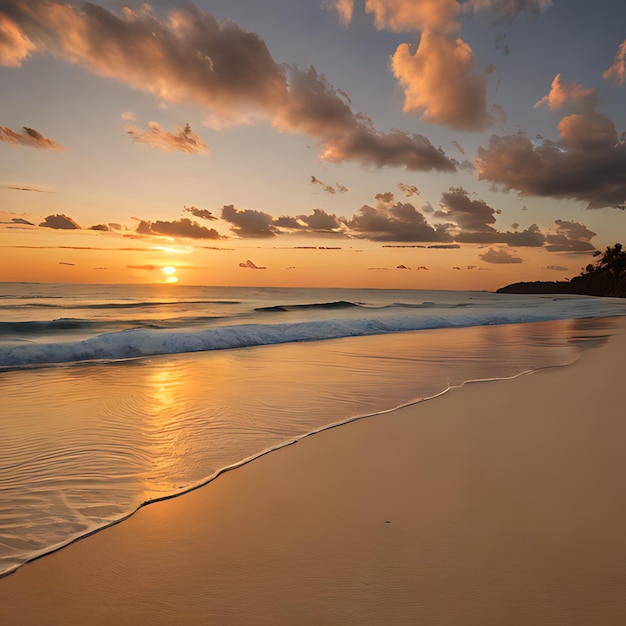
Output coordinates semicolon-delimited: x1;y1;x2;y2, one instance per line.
1;283;625;576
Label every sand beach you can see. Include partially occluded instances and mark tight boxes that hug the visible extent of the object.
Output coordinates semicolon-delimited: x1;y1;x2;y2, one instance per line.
1;318;626;625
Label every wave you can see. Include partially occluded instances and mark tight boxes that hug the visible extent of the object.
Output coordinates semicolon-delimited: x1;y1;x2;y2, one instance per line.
1;305;620;369
254;300;362;312
1;299;241;310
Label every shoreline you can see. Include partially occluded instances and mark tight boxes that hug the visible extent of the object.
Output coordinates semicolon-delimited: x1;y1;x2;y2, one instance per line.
1;317;626;624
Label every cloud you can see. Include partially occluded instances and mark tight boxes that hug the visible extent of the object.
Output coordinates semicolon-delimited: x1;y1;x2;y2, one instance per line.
436;186;499;233
39;213;81;229
239;259;266;269
604;40;626;86
0;1;456;172
136;217;223;239
323;0;354;26
183;205;216;220
391;30;492;131
0;125;63;150
434;186;545;246
451;141;465;155
310;175;348;194
122;114;209;154
534;74;598;112
278;65;457;171
346;193;452;242
59;261;75;266
328;1;550;132
544;219;596;252
0;1;287;126
546;265;568;271
0;215;34;225
397;183;420;197
475;117;626;209
298;208;345;233
0;183;51;192
221;204;279;238
479;247;523;264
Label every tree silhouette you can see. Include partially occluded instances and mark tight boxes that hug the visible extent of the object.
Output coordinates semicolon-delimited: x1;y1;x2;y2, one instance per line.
574;243;626;297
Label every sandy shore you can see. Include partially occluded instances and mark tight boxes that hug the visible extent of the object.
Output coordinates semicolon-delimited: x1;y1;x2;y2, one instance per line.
2;319;626;625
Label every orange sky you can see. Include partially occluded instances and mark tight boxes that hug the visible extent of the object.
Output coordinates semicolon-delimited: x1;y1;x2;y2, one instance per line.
1;0;625;290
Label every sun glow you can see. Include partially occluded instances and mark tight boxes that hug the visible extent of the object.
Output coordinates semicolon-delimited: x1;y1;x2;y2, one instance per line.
162;265;178;283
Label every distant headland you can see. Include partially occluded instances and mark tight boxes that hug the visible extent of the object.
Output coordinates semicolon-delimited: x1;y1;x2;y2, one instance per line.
497;243;626;298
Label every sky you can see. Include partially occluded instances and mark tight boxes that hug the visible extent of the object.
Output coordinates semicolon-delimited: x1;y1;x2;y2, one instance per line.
1;0;625;290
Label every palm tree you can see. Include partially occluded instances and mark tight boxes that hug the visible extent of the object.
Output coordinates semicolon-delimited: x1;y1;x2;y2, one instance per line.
575;243;626;296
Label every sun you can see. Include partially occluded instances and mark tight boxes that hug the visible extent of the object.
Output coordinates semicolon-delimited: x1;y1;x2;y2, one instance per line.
161;265;178;283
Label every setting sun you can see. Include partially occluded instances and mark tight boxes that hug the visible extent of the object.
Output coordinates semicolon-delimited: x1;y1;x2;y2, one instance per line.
162;266;178;283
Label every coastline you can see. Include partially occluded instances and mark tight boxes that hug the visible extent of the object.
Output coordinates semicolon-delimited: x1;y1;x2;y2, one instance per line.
1;317;626;625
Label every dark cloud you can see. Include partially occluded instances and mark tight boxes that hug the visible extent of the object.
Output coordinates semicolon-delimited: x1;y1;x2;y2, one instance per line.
136;218;223;239
0;217;34;225
310;175;347;194
298;208;344;232
479;247;523;264
477;75;626;209
347;193;452;242
434;187;545;246
310;175;348;194
545;219;597;252
39;213;81;229
436;186;499;232
475;123;626;210
184;206;216;220
280;66;457;171
546;265;569;271
221;204;279;238
0;125;63;150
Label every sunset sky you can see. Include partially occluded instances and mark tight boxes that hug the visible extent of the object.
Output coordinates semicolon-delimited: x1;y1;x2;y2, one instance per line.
1;0;625;289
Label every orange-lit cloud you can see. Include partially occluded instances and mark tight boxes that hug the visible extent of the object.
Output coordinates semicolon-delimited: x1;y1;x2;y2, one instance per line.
391;30;492;131
0;0;456;172
122;113;209;154
534;74;598;112
0;125;63;150
328;0;550;132
603;40;626;86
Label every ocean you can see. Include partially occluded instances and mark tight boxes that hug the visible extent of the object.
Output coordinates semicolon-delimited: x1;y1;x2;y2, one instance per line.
1;282;626;577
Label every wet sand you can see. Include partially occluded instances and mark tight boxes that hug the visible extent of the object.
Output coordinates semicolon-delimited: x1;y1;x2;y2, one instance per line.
1;319;626;625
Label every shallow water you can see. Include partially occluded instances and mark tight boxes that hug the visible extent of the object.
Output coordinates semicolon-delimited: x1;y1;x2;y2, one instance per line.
0;311;622;576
